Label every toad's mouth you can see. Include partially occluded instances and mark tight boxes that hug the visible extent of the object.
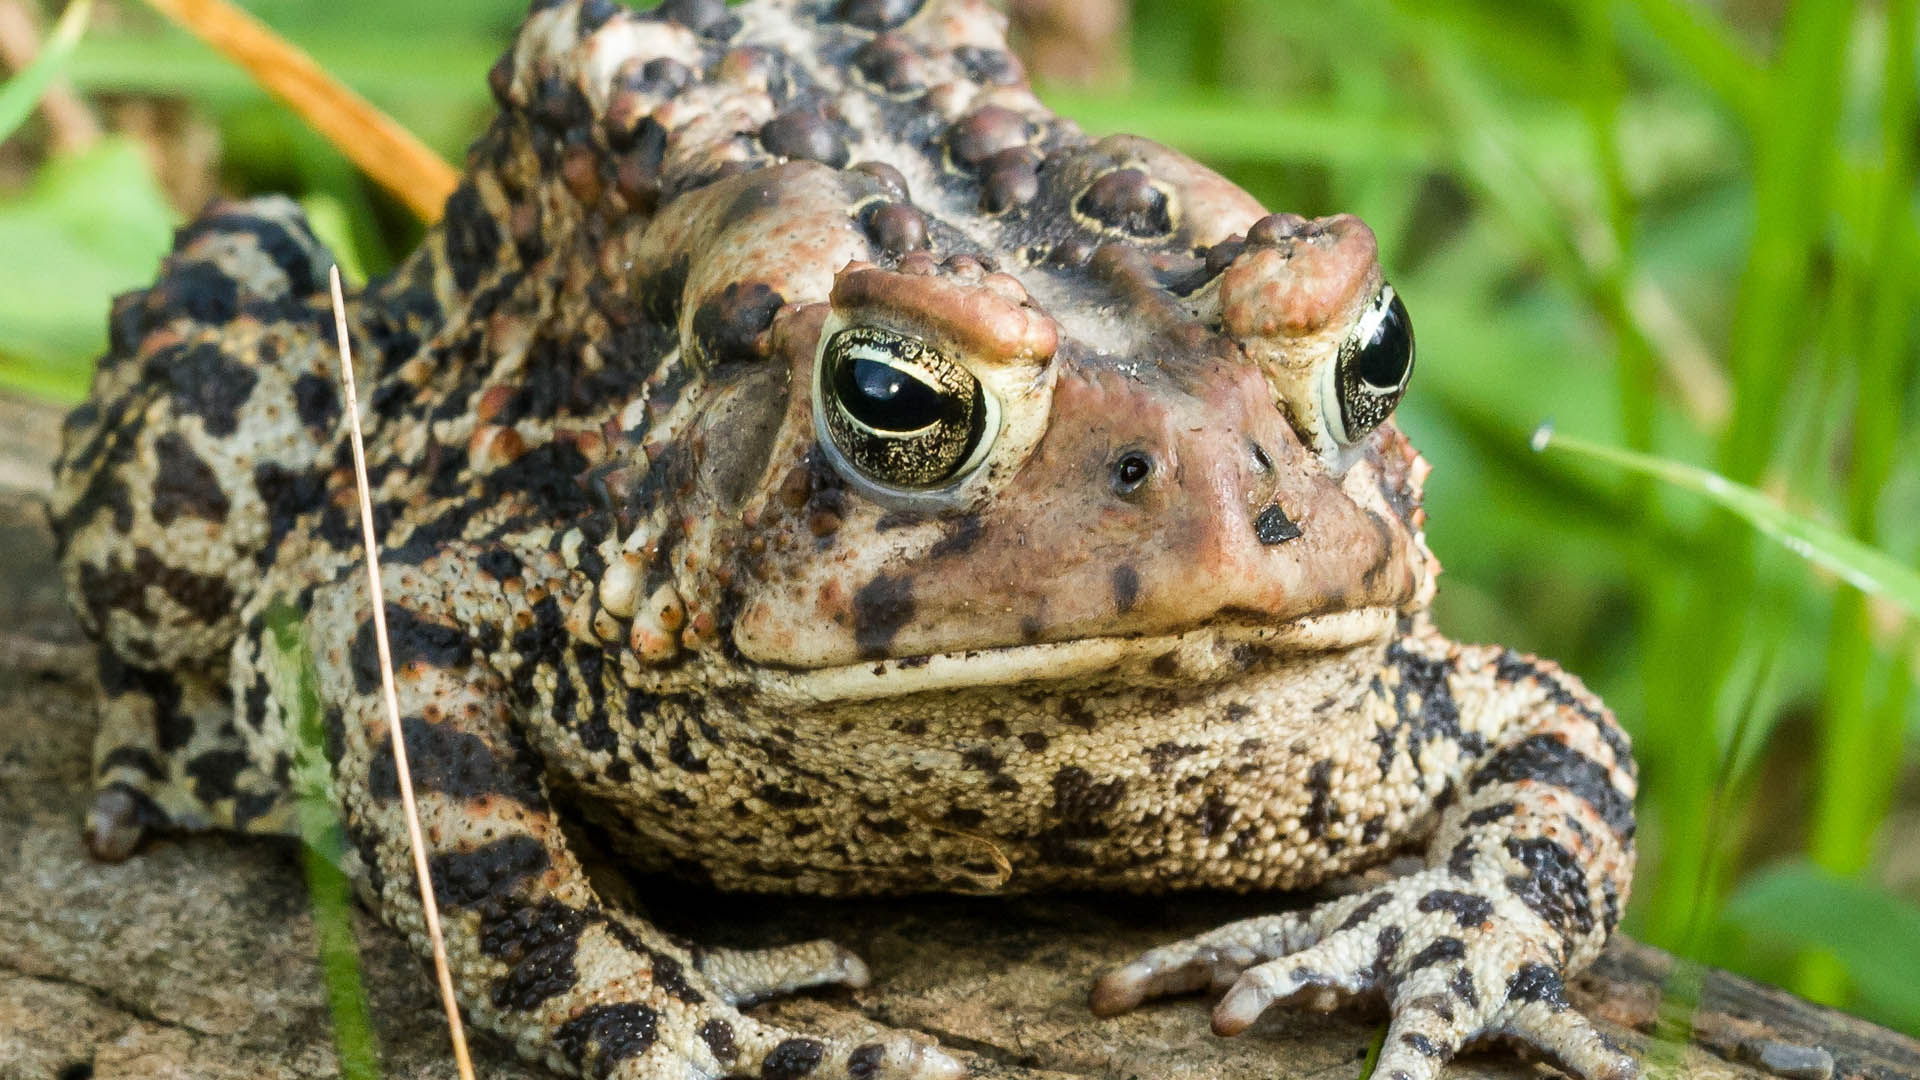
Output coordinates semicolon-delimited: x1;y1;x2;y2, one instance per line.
748;606;1401;706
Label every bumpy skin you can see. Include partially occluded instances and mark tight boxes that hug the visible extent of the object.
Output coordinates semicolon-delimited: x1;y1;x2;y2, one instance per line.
50;1;1639;1078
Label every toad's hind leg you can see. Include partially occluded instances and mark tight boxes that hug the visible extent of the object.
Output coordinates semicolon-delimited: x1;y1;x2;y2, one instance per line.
86;651;297;859
1093;627;1639;1080
51;197;340;857
293;552;962;1080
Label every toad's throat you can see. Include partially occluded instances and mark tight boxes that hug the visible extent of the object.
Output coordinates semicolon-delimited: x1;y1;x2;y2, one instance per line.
745;606;1402;707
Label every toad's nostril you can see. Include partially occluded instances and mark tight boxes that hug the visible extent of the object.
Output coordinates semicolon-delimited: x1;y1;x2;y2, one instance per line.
1254;504;1301;546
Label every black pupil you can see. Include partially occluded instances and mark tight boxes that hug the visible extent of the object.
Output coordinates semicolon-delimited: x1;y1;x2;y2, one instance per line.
837;356;945;433
1116;453;1151;488
1354;291;1413;389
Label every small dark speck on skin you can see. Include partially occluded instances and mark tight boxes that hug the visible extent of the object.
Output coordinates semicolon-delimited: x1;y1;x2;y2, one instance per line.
1254;504;1302;545
1111;565;1140;613
852;573;916;658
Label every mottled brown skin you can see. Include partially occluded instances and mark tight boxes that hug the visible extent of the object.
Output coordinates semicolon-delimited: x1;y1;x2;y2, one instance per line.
50;2;1639;1079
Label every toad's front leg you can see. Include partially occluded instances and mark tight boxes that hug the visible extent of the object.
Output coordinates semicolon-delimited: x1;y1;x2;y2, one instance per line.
278;562;960;1080
1092;627;1638;1080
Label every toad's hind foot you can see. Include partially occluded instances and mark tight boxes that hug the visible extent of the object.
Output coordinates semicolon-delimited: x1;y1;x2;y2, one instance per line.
1091;870;1636;1080
85;652;293;861
694;938;873;1006
1092;638;1641;1080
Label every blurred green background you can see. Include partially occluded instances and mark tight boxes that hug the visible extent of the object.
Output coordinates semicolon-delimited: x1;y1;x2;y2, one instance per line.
3;0;1918;1040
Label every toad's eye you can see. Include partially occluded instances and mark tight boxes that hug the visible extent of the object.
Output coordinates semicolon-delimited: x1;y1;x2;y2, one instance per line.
816;327;996;490
1328;284;1415;446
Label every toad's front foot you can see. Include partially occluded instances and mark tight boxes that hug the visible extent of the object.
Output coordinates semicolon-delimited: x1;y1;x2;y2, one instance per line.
1089;869;1637;1080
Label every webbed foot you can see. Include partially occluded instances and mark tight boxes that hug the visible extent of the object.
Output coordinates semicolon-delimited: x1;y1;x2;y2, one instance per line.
1091;870;1637;1080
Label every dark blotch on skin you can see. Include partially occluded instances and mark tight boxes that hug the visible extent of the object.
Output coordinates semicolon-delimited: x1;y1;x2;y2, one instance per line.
658;0;728;35
251;457;326;568
852;36;924;94
847;1043;886;1078
1254;504;1302;545
482;900;588;1010
1448;836;1478;880
1463;801;1516;827
1504;835;1595;938
699;1018;739;1062
482;441;595;520
149;342;259;439
926;513;983;558
440;183;502;292
1404;936;1465;971
1416;889;1494;929
292;372;340;431
555;1002;660;1075
667;726;710;775
690;281;784;367
954;44;1020;85
154;262;239;324
1338;891;1392;932
1372;925;1403;976
577;0;618;33
1385;641;1485;760
1050;765;1125;823
1470;733;1634;839
1495;649;1635;776
1301;758;1335;837
477;548;523;581
761;1036;827;1080
350;604;474;695
1110;565;1141;614
88;548;237;629
175;210;319;293
837;0;923;32
99;746;165;781
852;573;916;658
646;948;705;1004
1141;741;1200;774
1402;1033;1444;1058
427;834;550;909
368;716;545;805
183;749;248;800
151;433;230;526
1446;968;1481;1010
1506;963;1571;1010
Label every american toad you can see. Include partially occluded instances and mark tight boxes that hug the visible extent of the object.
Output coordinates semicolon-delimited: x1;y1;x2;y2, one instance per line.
50;1;1638;1078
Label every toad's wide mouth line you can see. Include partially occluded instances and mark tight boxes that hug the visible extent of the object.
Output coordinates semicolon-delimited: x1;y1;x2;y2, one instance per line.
749;606;1401;706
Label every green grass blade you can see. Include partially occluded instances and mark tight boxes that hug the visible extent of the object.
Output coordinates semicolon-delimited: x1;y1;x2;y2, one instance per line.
1534;426;1920;616
1617;0;1765;123
0;0;92;143
268;604;382;1079
1725;862;1920;1032
0;138;176;400
1045;91;1441;170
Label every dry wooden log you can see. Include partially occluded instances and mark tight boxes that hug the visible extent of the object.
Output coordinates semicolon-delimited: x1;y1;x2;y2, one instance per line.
1;388;1914;1080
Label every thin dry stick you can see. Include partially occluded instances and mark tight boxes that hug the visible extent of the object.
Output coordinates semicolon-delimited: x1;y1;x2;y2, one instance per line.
142;0;456;221
330;266;478;1080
